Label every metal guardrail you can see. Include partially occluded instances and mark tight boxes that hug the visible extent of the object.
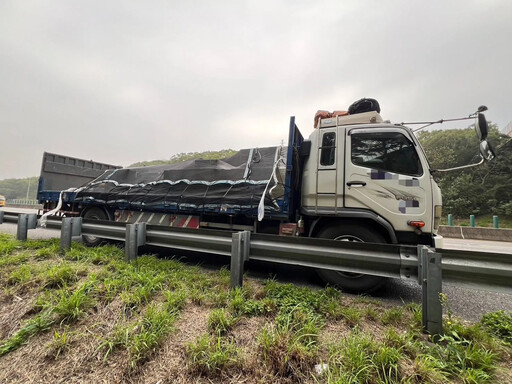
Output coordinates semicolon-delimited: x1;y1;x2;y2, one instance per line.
1;210;511;337
5;199;39;206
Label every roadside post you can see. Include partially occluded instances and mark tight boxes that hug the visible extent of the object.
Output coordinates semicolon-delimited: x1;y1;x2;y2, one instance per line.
419;245;443;338
60;217;82;254
230;231;251;289
493;215;499;229
16;213;37;241
125;222;147;261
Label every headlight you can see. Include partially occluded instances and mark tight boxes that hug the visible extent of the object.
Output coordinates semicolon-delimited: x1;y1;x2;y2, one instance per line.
434;205;442;230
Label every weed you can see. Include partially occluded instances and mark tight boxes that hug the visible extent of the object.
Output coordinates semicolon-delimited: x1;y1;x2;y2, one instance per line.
481;310;512;347
260;307;321;379
0;252;30;268
186;333;241;374
164;290;187;312
42;263;83;289
0;234;19;256
53;285;95;321
339;306;362;327
413;355;448;384
405;302;422;328
431;330;498;381
325;330;406;383
126;305;177;367
46;327;72;359
208;309;237;335
189;288;206;306
0;310;54;356
7;265;34;285
365;307;380;321
381;307;404;326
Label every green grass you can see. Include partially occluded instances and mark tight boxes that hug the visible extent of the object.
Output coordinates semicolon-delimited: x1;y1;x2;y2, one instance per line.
185;333;241;374
208;308;237;335
0;233;510;382
481;310;512;347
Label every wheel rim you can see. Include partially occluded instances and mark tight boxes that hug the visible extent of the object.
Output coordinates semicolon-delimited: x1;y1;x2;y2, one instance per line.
333;234;365;279
83;213;102;243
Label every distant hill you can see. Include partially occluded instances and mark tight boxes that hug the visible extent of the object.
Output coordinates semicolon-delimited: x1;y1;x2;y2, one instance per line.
0;177;38;199
128;149;238;167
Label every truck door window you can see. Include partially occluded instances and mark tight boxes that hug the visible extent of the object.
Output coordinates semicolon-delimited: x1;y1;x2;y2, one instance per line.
351;132;422;176
320;132;336;166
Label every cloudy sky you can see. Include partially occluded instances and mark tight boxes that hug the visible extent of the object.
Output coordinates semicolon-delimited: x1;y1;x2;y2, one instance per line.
0;0;510;180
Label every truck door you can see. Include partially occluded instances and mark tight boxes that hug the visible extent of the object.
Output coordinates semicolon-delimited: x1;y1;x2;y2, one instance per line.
312;128;343;212
344;128;432;232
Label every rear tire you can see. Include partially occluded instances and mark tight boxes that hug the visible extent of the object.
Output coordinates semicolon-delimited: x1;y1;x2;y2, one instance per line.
315;223;386;293
81;207;109;247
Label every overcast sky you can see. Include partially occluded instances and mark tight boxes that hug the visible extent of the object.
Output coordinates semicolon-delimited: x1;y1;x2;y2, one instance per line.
0;0;510;180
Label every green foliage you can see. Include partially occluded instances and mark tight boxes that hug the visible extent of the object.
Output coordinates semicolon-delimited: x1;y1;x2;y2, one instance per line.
185;333;241;374
431;330;498;382
325;330;405;383
53;284;95;321
418;124;512;217
129;149;238;168
46;328;72;359
381;307;404;326
208;308;237;334
481;311;512;347
0;176;38;199
0;310;54;356
42;263;83;289
260;306;321;379
0;234;19;256
126;305;178;367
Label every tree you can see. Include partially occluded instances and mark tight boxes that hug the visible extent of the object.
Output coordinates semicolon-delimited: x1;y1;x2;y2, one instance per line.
418;124;512;217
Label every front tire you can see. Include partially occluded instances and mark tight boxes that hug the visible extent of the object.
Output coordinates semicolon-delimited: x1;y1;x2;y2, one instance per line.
315;223;387;293
81;207;110;247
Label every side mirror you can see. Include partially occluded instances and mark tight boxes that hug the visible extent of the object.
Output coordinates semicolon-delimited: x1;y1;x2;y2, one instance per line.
479;140;495;161
475;113;488;141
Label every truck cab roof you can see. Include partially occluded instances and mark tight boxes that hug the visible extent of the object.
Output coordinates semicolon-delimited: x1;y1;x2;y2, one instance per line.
317;111;385;129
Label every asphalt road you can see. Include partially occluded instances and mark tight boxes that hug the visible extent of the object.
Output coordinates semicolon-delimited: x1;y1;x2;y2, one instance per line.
1;207;511;322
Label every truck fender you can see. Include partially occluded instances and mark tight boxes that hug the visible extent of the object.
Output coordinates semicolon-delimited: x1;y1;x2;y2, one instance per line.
307;209;398;243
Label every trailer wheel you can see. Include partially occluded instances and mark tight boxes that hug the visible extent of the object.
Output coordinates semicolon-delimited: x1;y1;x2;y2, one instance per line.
82;207;109;247
315;224;386;293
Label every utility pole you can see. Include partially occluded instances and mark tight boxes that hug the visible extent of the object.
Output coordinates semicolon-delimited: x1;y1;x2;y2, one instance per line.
26;178;31;201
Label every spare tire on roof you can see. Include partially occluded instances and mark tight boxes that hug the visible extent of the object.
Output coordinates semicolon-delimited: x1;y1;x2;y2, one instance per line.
348;98;381;115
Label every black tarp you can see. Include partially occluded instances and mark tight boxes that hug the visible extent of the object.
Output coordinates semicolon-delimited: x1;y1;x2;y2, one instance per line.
74;146;287;217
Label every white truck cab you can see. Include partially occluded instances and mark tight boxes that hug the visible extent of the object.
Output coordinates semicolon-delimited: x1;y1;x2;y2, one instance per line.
301;111;443;249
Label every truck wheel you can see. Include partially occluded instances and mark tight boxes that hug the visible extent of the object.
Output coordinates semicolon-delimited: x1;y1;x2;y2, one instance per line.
82;207;109;247
315;224;386;293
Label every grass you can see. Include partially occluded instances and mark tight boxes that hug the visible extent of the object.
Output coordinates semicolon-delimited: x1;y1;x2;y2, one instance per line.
0;233;510;383
185;333;241;374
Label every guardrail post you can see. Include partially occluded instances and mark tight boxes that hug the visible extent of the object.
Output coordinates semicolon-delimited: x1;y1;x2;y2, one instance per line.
419;245;443;338
0;211;4;224
125;223;147;261
60;217;82;254
230;231;251;289
16;213;37;241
